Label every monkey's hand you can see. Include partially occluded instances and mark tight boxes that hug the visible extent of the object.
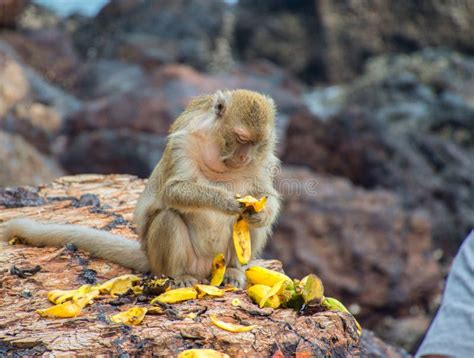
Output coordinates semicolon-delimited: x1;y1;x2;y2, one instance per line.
241;208;272;228
223;267;246;288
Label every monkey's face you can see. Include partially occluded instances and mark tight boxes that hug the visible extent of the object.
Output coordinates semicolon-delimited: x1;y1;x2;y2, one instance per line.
214;90;276;169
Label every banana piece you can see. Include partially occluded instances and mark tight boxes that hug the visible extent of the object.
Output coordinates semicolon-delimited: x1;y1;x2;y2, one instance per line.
150;287;198;304
246;266;293;288
247;284;281;309
210;253;226;286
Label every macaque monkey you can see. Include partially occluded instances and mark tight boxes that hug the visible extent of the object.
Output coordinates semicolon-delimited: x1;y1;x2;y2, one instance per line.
2;89;281;288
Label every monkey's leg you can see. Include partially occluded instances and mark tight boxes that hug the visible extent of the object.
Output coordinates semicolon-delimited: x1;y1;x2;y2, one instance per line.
146;209;204;287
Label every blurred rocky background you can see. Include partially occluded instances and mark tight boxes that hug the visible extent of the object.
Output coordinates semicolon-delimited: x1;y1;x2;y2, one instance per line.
1;0;473;353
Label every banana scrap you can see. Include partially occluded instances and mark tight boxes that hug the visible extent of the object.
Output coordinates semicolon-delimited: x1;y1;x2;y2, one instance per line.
178;349;230;358
110;307;148;326
35;254;361;335
233;218;252;265
210;253;226;286
233;195;268;265
195;284;225;298
36;300;84;318
209;314;256;333
150;287;198;304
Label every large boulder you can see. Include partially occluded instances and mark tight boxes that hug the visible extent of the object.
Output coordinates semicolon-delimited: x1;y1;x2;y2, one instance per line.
0;49;29;117
284;49;474;254
235;0;474;82
73;0;227;71
0;130;63;186
1;28;81;90
60;129;166;178
0;0;27;28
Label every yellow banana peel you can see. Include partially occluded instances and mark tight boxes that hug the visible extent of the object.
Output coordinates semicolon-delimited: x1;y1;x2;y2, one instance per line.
178;349;230;358
233;218;251;265
300;274;324;304
237;196;267;213
209;314;256;333
259;280;286;308
245;266;293;288
150;287;198;304
95;274;141;296
247;284;280;309
210;253;226;286
36;300;83;318
195;284;225;298
48;284;99;305
110;307;147;326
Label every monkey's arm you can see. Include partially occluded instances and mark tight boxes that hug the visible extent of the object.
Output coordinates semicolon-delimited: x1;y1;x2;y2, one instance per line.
163;180;241;214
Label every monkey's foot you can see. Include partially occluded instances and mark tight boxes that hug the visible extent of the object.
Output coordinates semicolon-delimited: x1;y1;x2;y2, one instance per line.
223;267;246;289
173;274;200;288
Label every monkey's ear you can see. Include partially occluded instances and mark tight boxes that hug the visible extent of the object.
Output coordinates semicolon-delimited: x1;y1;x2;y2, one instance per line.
213;91;228;117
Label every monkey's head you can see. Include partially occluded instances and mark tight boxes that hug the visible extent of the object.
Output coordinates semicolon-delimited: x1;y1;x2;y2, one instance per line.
211;89;276;169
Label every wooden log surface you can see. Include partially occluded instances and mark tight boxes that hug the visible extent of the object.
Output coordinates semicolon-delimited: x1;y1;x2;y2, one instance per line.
0;175;407;357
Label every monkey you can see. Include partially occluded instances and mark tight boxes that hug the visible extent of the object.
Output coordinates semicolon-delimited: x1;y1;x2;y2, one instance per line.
2;89;281;288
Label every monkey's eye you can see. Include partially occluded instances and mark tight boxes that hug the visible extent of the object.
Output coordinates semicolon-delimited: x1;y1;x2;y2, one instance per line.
236;135;252;145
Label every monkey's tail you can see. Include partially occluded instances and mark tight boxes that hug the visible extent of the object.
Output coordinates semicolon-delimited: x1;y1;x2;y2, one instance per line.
2;218;150;273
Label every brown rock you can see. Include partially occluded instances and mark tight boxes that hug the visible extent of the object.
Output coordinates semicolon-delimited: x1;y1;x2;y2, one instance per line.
1;101;62;154
0;50;29;116
0;174;403;357
1;29;81;90
0;130;64;186
235;0;474;82
60;129;166;178
73;0;226;71
268;167;441;332
0;0;27;28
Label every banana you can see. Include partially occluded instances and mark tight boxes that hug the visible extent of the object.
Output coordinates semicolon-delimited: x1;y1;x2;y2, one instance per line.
150;287;197;304
247;284;281;309
209;314;256;332
110;307;147;326
178;349;230;358
233;218;252;265
210;253;226;286
245;266;293;288
195;284;225;298
36;300;83;318
237;196;267;213
300;274;324;304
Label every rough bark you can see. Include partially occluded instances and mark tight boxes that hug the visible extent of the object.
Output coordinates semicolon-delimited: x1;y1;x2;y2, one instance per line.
0;175;407;357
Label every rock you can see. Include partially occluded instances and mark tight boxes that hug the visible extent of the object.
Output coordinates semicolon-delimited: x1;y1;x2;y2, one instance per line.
318;0;474;82
63;63;304;175
0;50;29;117
1;28;81;90
60;129;166;178
73;0;227;71
235;0;325;82
0;0;27;28
2;101;61;154
0;39;82;118
285;49;474;254
267;166;440;349
72;59;147;100
235;0;474;82
0;130;64;186
0;174;403;357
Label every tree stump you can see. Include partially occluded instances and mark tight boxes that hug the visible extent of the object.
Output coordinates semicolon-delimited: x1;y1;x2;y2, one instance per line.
0;175;407;357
